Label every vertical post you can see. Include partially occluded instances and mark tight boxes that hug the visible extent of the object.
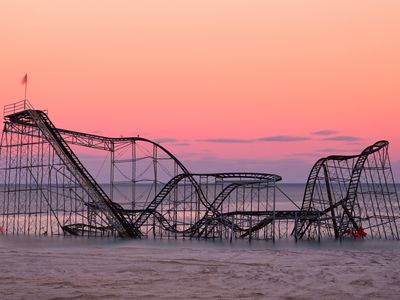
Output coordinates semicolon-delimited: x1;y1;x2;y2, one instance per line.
249;217;252;244
153;145;157;198
153;217;156;239
385;146;400;240
204;218;208;240
2;126;10;234
294;212;298;243
230;218;233;243
110;142;115;201
220;220;222;241
317;211;321;243
323;165;339;239
132;140;136;211
272;181;276;243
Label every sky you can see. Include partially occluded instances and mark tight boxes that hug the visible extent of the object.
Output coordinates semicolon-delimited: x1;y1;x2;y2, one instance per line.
1;1;400;182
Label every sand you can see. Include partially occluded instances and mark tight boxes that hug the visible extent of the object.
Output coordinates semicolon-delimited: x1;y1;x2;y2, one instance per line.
0;237;399;299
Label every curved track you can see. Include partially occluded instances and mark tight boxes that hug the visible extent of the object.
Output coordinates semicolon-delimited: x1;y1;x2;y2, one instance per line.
2;100;398;240
1;101;281;238
296;140;398;239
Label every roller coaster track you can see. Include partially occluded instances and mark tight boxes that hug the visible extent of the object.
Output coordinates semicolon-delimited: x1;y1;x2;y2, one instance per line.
55;131;255;238
295;156;332;238
3;101;398;241
3;100;399;241
131;173;190;236
300;157;327;213
132;173;280;237
44;128;220;238
296;141;389;239
189;174;280;237
337;141;388;237
239;217;274;238
3;101;281;238
150;211;245;235
129;174;280;237
190;180;265;238
130;172;234;237
4;103;214;237
6;109;137;237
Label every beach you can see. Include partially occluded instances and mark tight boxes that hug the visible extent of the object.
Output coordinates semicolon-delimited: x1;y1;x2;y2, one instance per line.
1;236;399;299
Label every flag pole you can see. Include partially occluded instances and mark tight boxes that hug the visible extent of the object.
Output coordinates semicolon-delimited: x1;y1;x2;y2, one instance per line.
24;74;27;100
22;73;28;100
24;80;27;100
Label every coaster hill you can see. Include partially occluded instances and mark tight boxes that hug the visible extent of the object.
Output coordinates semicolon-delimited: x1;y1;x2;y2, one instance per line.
1;100;399;241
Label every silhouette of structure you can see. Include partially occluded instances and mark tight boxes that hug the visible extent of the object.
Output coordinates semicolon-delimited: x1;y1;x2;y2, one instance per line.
296;140;400;240
0;100;399;241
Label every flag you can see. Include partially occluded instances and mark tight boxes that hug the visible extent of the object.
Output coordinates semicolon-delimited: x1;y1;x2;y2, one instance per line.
21;73;28;85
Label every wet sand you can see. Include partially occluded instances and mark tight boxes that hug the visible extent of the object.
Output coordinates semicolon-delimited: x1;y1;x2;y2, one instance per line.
0;237;399;299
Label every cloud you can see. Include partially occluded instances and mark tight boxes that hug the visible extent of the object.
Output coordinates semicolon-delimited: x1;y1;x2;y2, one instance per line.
173;152;204;158
317;148;361;154
323;135;360;142
153;138;177;143
197;135;312;143
174;143;190;146
291;152;322;158
311;130;337;136
197;138;253;143
258;135;311;142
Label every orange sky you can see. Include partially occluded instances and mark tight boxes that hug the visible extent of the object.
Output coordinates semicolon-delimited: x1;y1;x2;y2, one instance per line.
1;1;399;181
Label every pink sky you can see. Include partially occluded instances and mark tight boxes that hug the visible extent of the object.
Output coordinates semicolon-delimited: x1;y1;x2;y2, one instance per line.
1;1;400;181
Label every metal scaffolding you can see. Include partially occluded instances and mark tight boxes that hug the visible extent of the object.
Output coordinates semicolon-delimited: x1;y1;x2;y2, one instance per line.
0;100;282;239
0;100;399;241
296;141;400;240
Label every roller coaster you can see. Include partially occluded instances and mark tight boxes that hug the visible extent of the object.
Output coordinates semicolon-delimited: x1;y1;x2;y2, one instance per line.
0;100;399;241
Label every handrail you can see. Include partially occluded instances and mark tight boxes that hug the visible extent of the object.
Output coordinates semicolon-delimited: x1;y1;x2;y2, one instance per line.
3;100;34;116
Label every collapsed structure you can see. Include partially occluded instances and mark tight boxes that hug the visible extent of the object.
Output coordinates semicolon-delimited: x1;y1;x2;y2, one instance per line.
0;100;399;240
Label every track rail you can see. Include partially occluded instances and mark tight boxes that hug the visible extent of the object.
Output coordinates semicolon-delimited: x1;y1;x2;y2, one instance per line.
6;109;137;237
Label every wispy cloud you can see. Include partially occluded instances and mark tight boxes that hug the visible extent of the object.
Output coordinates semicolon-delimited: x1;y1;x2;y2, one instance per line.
197;135;312;143
317;148;361;154
258;135;311;142
291;152;321;158
154;138;177;143
323;135;360;142
174;143;190;146
197;138;253;143
311;130;337;136
174;152;205;158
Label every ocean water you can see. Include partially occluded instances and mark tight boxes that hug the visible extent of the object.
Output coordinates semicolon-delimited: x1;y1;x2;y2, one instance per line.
1;184;400;299
107;182;306;210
